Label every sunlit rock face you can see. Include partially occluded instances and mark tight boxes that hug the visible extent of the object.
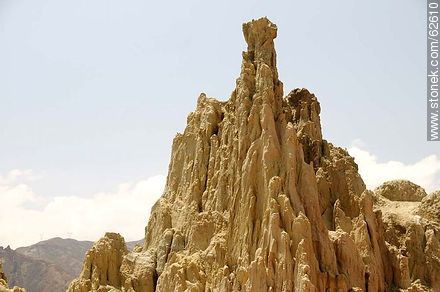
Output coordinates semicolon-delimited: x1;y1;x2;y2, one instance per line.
67;18;440;292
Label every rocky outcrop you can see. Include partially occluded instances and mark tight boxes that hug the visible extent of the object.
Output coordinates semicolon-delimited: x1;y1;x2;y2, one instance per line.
0;261;26;292
67;233;128;291
373;182;440;291
68;17;440;291
375;180;428;202
418;190;440;224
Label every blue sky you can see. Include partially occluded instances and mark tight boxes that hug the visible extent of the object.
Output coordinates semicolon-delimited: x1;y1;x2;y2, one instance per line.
0;0;439;247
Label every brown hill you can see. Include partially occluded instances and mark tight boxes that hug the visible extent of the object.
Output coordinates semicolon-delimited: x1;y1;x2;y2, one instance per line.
1;237;142;292
0;246;69;292
15;238;93;280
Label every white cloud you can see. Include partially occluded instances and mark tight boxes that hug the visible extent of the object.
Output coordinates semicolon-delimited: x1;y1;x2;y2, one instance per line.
2;144;438;248
0;170;165;248
348;144;440;193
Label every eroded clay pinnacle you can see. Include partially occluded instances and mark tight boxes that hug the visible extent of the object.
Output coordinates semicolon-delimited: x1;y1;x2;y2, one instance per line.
67;18;440;292
242;17;277;68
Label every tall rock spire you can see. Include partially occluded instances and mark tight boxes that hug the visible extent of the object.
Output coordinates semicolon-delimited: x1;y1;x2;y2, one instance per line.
242;17;277;67
233;18;283;119
68;17;440;292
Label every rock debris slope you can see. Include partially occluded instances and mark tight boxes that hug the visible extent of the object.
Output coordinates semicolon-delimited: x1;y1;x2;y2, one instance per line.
68;18;440;292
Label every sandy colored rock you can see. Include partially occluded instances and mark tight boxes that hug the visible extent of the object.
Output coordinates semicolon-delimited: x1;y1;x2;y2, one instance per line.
68;18;440;291
67;233;127;292
373;181;440;291
418;190;440;223
374;180;428;202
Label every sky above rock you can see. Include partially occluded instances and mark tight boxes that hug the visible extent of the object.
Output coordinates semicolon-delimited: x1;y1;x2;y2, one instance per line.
0;0;439;247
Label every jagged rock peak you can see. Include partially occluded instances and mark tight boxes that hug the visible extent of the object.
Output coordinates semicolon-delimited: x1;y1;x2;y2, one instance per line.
232;17;283;116
67;233;127;291
242;17;277;69
286;88;326;169
68;18;440;292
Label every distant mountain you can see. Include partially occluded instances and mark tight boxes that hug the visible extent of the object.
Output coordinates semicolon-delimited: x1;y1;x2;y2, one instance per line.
15;237;93;279
0;245;70;292
0;237;143;292
126;239;143;251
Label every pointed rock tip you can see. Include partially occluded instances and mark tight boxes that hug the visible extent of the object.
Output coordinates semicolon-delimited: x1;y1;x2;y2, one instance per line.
242;17;277;49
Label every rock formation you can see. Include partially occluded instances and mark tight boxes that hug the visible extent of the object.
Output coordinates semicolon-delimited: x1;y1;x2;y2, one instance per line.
373;183;440;292
0;237;143;292
68;18;440;291
374;180;427;202
418;190;440;224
